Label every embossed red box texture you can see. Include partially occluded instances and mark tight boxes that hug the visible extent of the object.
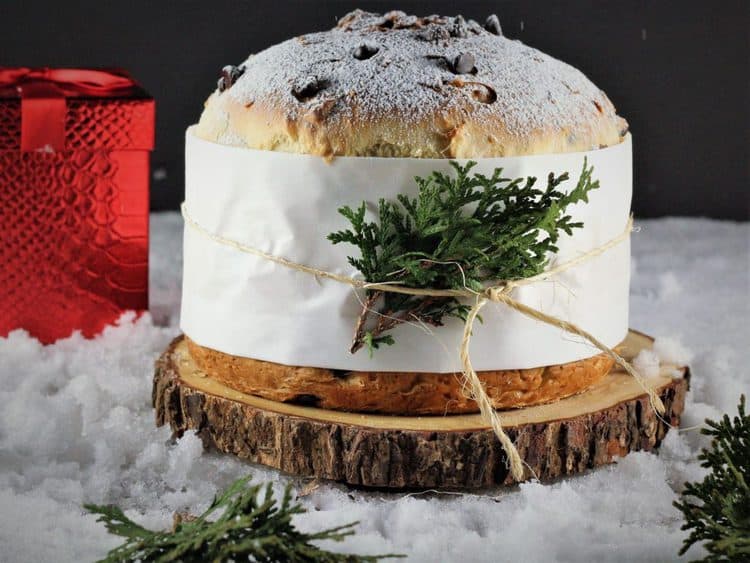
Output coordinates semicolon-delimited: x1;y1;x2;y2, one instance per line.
0;68;154;343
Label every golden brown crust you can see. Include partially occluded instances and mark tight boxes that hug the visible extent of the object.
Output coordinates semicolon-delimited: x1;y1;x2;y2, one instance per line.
195;10;628;158
186;338;615;415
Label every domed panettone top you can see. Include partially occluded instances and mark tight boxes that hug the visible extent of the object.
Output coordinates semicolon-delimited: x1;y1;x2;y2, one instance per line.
196;9;628;159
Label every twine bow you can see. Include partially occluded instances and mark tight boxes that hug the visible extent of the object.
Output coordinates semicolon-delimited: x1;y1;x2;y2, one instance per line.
182;204;663;481
0;67;136;151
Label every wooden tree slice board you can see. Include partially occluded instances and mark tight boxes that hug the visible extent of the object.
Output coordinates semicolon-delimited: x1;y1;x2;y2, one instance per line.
153;330;690;489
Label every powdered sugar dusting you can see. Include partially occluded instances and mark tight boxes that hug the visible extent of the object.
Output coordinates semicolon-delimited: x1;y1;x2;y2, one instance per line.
226;10;620;142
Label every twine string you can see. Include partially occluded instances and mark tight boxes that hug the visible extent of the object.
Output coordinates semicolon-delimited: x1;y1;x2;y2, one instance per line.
182;205;662;482
459;291;525;480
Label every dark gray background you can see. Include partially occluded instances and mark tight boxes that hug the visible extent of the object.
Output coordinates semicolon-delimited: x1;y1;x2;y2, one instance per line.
2;1;748;219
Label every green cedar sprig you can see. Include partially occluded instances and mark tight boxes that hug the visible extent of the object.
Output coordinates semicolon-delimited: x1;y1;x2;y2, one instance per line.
86;475;399;562
674;395;750;561
328;159;598;355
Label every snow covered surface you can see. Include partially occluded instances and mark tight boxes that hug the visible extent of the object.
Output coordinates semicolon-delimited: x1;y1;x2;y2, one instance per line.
1;214;747;563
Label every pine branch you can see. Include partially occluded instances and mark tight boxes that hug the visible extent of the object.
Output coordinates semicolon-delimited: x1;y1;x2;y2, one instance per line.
674;395;750;561
328;159;599;355
86;475;401;562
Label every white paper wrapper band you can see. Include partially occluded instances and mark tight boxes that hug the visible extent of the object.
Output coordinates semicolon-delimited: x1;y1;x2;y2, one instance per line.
181;128;633;374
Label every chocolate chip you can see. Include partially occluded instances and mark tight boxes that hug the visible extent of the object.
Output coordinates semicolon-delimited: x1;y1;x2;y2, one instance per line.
330;369;351;379
353;42;379;60
217;65;244;93
376;10;404;29
292;76;328;102
485;14;502;36
452;52;476;75
471;83;497;104
448;78;497;104
450;15;468;38
465;19;484;35
287;394;321;407
416;25;451;42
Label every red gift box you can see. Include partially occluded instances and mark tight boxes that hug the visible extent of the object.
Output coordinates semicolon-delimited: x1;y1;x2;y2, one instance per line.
0;68;154;343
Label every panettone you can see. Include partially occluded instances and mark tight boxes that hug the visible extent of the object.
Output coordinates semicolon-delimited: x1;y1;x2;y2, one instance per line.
186;10;630;414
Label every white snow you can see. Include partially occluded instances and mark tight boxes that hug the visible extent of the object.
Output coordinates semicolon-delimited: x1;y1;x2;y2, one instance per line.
653;337;694;366
634;335;695;379
657;272;683;300
1;215;748;562
633;348;660;378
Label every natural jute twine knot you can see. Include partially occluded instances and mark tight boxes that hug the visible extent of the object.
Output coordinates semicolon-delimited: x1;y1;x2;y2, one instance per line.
182;206;663;482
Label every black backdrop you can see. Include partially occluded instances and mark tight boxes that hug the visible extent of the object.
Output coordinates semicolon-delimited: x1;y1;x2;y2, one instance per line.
2;0;748;219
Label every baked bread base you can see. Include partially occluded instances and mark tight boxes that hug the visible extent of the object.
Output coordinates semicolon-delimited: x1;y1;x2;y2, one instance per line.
154;330;689;488
186;337;615;415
